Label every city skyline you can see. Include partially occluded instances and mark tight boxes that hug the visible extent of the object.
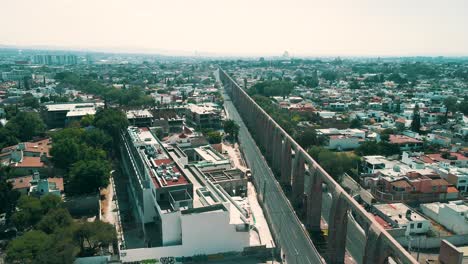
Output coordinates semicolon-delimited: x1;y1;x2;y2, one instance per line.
2;0;468;57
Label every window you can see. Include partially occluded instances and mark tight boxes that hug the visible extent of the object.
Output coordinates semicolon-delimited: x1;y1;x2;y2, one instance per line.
417;223;422;229
459;180;466;183
410;223;414;229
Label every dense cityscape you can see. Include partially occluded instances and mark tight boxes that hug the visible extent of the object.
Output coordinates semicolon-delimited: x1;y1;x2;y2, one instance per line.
0;48;466;264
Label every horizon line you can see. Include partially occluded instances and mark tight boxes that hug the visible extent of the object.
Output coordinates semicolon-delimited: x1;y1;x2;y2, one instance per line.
2;43;468;59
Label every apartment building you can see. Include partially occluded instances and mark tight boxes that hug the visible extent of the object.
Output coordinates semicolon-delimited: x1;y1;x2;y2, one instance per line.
119;126;251;260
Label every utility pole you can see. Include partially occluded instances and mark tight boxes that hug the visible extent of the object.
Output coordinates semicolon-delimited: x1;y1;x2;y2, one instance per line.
417;236;421;261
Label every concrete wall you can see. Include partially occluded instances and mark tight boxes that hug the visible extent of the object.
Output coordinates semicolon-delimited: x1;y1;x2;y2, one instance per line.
439;240;464;264
143;188;157;223
327;137;360;150
120;209;249;262
161;211;182;246
180;209;249;254
421;203;468;235
396;234;468;249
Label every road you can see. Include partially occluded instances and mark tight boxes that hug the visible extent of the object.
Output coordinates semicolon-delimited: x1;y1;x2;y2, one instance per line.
219;73;324;264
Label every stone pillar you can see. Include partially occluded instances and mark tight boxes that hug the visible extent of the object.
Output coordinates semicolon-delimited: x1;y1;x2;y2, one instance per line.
363;224;391;264
291;151;305;206
307;169;323;231
281;140;292;186
269;128;279;173
273;131;283;174
255;111;263;143
265;119;274;163
327;191;349;264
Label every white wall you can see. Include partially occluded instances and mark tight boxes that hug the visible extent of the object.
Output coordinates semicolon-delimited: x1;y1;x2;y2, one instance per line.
120;209;250;263
143;188;157;223
328;137;360;150
162;211;182;246
181;210;249;254
403;219;431;236
421;203;468;235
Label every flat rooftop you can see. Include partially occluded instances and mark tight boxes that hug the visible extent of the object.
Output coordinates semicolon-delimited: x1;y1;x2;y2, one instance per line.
66;108;96;117
374;203;427;225
127;127;190;190
45;102;103;112
126;109;153;119
205;169;245;184
187;104;218;115
194;145;227;162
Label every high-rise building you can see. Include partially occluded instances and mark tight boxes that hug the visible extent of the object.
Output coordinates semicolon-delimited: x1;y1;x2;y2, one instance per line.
32;54;78;65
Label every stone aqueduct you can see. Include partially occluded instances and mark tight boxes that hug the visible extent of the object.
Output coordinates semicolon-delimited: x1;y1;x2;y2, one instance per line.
219;68;418;264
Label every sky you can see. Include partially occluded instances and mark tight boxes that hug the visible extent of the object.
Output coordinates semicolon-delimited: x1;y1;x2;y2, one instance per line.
1;0;468;56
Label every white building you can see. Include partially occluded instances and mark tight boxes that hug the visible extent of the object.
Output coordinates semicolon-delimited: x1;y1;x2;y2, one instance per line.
152;93;173;105
317;128;364;150
119;127;252;261
421;201;468;235
430;164;468;194
373;203;431;236
192;145;232;172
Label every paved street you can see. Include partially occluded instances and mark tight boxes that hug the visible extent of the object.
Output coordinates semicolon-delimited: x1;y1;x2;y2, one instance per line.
220;76;324;264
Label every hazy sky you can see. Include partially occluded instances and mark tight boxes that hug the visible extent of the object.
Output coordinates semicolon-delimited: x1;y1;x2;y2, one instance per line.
1;0;467;56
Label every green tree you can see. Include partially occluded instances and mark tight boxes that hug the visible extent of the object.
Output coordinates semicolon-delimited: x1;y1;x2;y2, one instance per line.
349;117;363;128
22;93;40;109
250;80;294;97
206;131;222;144
0;179;20;217
5;230;52;264
42;227;79;264
349;79;360;89
443;96;458;121
11;196;43;231
411;104;421;132
93;108;129;141
458;100;468;115
321;70;338;82
83;129;112;150
80;114;95;127
37;208;73;234
355;141;381;156
74;221;117;256
66;159;111;196
40;193;63;213
380;128;395;142
0;127;19;148
296;129;319;149
355;141;400;157
5;112;45;141
308;147;357;182
223;119;240;140
50;138;81;170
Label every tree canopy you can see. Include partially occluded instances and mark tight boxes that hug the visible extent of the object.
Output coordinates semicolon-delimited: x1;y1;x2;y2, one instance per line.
206;131;222;144
4;112;45;142
249;80;294;97
66;159;111;195
223;119;240;140
93;108;129;141
0;179;20;217
308;147;358;182
411;104;421;132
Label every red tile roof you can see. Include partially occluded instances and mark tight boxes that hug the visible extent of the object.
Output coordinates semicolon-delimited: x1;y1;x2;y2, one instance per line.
12;156;44;168
9;176;33;190
389;135;422;145
374;215;392;229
